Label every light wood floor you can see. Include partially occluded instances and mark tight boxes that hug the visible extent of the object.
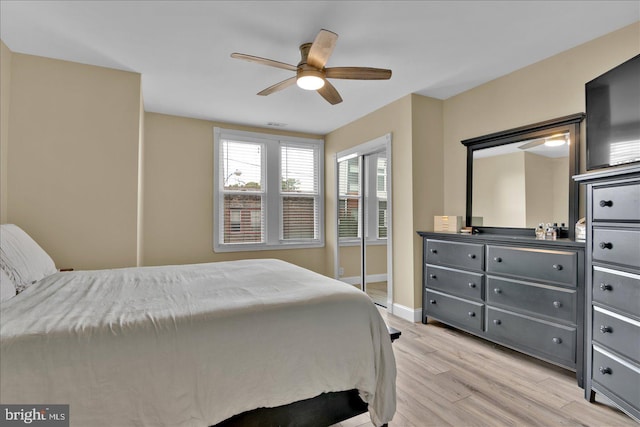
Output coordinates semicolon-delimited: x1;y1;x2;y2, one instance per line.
335;310;636;427
366;281;387;307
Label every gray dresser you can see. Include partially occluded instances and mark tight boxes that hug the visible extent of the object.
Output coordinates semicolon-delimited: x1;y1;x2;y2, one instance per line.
418;231;585;385
576;165;640;422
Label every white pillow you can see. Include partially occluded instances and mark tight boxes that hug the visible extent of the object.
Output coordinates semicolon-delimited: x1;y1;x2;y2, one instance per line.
0;268;17;301
0;224;57;293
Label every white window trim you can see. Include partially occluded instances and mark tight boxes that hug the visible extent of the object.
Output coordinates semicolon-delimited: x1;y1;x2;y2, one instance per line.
213;127;324;252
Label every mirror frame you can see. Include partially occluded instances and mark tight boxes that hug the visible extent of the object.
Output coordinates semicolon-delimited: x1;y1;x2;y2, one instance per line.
461;113;585;239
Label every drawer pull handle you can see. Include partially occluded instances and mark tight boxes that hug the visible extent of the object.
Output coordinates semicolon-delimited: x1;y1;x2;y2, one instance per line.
429;274;437;279
468;311;475;317
494;257;502;263
553;264;563;271
599;283;612;291
429;299;437;305
600;325;612;333
552;337;562;344
493;319;501;325
430;249;437;254
599;242;613;250
468;254;476;259
493;288;502;294
553;301;562;308
599;200;613;208
599;367;612;375
468;282;476;289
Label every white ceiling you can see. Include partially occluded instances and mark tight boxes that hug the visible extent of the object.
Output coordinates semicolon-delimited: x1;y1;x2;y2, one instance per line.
1;1;638;135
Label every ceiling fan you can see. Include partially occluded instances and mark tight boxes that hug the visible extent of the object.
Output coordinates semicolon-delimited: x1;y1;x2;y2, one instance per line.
231;29;392;105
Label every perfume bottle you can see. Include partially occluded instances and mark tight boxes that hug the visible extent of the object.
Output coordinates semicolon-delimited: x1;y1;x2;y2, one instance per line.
545;223;555;240
535;223;546;239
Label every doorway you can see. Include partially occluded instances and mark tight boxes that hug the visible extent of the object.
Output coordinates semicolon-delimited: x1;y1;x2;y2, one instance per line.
335;134;392;309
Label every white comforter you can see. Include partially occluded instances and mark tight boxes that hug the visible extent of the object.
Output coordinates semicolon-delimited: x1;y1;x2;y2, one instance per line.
0;259;396;426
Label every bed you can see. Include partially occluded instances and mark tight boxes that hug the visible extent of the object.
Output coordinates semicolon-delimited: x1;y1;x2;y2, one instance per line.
0;224;396;426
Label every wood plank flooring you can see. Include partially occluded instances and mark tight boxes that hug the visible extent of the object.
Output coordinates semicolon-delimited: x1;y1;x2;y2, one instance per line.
335;310;636;427
365;281;387;307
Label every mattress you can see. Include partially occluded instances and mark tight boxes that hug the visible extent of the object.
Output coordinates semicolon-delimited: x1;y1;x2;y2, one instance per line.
0;259;396;426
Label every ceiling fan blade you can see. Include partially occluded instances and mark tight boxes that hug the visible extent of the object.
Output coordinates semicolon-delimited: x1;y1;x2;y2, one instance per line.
307;29;338;69
518;138;545;150
325;67;392;80
231;53;297;72
317;80;343;105
257;76;297;96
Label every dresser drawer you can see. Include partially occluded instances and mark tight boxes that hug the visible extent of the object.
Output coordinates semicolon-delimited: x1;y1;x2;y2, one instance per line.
592;347;640;411
425;290;484;333
593;308;640;364
486;307;576;366
426;240;484;271
592;228;640;269
425;265;483;301
486;246;577;286
593;266;640;316
486;276;576;324
593;182;640;222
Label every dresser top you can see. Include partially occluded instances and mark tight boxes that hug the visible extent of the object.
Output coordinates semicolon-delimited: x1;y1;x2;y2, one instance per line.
417;231;586;249
574;164;640;183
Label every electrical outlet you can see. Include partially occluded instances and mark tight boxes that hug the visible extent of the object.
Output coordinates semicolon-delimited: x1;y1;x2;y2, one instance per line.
338;267;344;276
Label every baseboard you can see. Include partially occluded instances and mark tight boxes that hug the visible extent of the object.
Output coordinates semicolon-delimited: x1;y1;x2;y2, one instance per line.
392;303;422;323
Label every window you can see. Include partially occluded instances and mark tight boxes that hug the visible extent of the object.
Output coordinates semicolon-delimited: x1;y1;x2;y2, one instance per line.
338;157;360;240
214;128;324;252
376;156;388;239
338;152;387;244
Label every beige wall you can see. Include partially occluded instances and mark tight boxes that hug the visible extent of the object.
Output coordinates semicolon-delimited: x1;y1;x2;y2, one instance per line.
338;244;387;279
473;152;571;228
2;21;637;316
326;94;443;310
1;41;11;224
443;22;640;219
552;157;569;224
141;112;327;273
524;152;558;228
410;94;444;307
326;96;413;308
474;152;526;227
5;51;142;270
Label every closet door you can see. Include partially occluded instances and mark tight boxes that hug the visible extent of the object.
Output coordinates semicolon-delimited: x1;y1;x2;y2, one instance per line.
337;155;362;290
335;133;392;310
364;151;388;307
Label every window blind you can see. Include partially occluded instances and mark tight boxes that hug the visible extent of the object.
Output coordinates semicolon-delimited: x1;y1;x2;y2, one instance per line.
281;144;319;240
338;157;360;239
213;127;324;252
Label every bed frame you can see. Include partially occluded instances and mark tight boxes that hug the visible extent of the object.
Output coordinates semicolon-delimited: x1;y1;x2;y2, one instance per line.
214;389;369;427
213;327;400;427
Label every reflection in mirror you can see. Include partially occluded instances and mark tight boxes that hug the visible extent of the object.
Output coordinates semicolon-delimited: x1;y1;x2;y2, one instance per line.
463;113;584;238
472;132;570;228
336;151;388;307
365;152;388;307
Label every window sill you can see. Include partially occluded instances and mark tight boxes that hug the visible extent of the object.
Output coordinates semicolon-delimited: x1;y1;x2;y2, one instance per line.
213;241;325;253
339;239;388;247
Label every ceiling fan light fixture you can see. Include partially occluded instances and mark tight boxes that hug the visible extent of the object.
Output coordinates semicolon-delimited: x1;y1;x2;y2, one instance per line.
544;134;568;147
296;69;325;90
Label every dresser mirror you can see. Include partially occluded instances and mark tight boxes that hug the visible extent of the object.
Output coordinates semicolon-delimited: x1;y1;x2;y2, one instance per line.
462;113;584;239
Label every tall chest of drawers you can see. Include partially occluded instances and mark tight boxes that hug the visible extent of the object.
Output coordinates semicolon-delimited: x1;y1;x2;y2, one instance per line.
576;165;640;422
418;231;585;385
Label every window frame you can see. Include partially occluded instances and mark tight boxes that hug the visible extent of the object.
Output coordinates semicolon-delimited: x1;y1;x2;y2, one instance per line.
213;127;324;252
